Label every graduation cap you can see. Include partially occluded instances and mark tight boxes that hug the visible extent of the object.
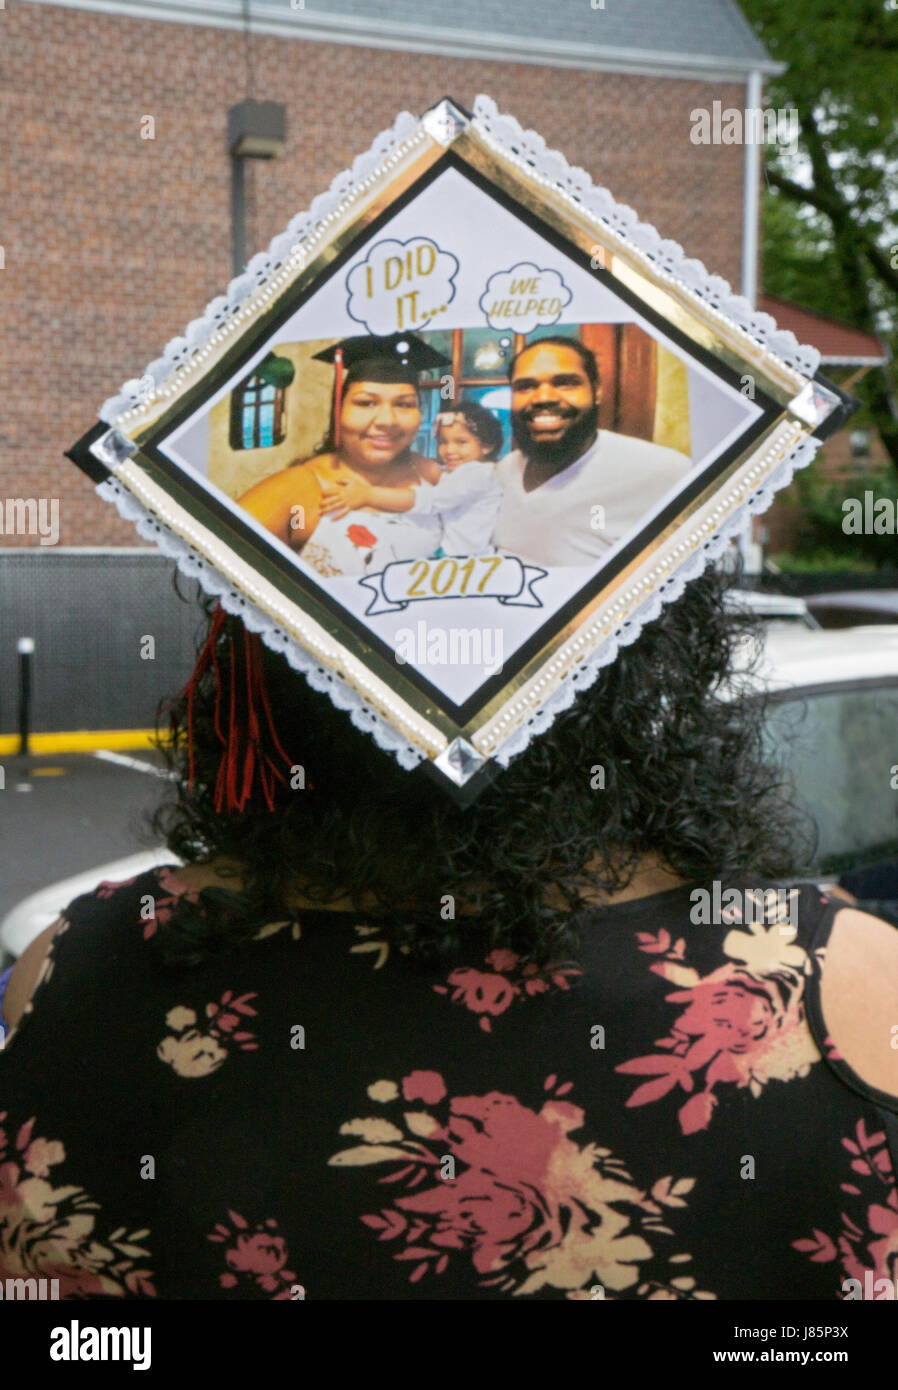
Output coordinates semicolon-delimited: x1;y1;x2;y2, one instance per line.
69;96;855;807
313;334;451;448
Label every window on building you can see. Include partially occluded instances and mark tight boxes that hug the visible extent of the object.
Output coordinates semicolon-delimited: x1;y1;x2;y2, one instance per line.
229;353;294;450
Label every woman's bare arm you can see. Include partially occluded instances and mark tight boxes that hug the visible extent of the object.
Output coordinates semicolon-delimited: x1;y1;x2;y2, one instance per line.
2;918;66;1034
820;907;898;1097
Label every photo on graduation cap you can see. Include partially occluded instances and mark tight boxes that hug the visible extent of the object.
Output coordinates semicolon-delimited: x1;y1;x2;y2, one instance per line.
72;98;846;789
154;170;767;705
214;322;708;582
162;307;758;585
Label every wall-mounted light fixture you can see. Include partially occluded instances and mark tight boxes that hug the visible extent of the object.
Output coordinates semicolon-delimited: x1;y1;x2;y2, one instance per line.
228;100;287;275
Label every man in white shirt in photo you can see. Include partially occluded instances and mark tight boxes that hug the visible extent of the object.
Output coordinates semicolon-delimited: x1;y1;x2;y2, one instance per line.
492;336;693;567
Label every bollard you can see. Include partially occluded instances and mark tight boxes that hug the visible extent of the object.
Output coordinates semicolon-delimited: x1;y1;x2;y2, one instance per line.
17;637;34;756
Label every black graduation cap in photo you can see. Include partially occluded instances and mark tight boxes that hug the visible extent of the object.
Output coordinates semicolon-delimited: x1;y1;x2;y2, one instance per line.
312;332;451;383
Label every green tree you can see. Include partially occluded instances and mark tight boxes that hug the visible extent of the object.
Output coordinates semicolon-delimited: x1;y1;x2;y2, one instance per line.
761;191;855;325
776;464;898;569
740;0;898;471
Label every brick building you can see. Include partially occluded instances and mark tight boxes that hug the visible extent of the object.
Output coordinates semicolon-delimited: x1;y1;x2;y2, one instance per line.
1;0;783;733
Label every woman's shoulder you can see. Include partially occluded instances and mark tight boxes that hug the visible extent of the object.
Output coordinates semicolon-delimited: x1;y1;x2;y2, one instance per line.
0;864;193;1037
1;917;67;1034
295;451;337;474
816;902;898;1101
237;456;330;503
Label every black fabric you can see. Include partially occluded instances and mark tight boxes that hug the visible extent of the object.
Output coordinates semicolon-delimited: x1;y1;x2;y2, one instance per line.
1;869;896;1301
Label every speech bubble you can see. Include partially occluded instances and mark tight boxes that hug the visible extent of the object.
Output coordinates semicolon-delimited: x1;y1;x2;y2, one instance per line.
479;262;572;333
346;237;458;336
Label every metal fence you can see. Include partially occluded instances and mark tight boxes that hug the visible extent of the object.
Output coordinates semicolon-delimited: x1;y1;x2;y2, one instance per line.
0;551;203;734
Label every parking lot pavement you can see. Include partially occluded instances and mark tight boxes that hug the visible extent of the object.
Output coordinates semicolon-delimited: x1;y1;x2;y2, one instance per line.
0;750;175;923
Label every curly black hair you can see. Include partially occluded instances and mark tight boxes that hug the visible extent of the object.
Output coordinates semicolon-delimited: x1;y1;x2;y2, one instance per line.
147;564;815;970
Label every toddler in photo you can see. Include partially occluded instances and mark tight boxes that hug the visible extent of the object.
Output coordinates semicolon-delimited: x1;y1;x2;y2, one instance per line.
318;400;505;556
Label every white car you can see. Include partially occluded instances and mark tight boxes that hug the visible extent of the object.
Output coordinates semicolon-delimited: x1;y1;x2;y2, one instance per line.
806;590;898;629
724;589;821;630
3;623;898;963
744;624;898;909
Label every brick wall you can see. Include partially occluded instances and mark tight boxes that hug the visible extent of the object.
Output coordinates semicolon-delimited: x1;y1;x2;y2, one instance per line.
0;0;750;547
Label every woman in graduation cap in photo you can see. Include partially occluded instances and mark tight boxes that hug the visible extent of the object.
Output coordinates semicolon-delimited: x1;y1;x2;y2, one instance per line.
237;333;449;576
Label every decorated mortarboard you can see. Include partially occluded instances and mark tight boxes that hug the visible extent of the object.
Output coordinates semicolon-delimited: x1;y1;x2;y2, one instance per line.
67;95;857;806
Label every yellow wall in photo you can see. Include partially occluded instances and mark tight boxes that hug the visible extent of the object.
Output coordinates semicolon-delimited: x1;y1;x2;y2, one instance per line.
653;345;691;457
208;340;337;500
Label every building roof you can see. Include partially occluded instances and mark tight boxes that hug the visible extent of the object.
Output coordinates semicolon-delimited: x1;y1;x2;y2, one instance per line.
31;0;783;78
759;294;888;367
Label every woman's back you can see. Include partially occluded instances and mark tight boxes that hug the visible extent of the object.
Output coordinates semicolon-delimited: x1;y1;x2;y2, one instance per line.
2;866;895;1300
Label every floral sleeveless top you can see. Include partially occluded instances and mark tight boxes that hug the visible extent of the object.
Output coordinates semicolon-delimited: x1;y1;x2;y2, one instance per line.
1;867;896;1301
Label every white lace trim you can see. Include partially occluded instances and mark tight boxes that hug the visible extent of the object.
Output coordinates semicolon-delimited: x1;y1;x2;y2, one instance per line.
471;96;821;380
96;478;425;771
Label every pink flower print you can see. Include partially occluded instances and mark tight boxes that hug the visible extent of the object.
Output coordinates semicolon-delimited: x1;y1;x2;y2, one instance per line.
636;929;686;959
0;1111;156;1297
485;948;518;972
402;1072;447;1106
0;1162;23;1211
330;1076;710;1298
208;1211;298;1298
139;865;203;942
205;991;259;1048
96;874;140;899
618;967;817;1133
157;991;258;1078
434;949;581;1032
437;967;519;1032
156;867;190;896
793;1120;898;1296
22;1137;65;1179
617;921;818;1134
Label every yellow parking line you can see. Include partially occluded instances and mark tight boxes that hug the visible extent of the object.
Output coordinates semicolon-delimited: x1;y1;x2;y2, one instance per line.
0;729;168;755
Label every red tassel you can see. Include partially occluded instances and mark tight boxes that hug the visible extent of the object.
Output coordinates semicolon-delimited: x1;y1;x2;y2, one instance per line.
174;604;227;790
173;603;295;815
333;348;343;450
